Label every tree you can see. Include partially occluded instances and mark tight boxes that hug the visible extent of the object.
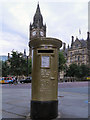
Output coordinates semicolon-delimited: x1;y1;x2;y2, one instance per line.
2;51;32;77
76;64;90;78
8;51;28;76
65;63;79;77
26;57;32;76
28;58;32;75
2;61;10;77
58;51;66;72
66;63;90;79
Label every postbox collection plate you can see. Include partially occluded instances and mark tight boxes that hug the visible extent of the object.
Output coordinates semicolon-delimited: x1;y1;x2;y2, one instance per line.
41;56;50;68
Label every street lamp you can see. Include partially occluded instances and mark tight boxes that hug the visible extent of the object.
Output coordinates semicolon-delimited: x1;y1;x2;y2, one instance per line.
27;56;28;77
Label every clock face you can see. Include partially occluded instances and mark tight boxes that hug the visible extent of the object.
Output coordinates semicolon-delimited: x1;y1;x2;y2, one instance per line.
40;31;44;36
32;31;36;36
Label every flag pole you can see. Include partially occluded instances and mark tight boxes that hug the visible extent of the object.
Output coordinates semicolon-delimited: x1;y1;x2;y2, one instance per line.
79;29;81;39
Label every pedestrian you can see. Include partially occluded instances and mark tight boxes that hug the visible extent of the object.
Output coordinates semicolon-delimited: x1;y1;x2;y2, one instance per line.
15;77;18;84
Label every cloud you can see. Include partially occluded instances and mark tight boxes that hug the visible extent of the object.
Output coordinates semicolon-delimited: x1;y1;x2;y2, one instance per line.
0;31;29;55
0;1;88;55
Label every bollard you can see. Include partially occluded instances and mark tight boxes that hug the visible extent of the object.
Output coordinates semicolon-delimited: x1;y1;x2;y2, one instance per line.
30;37;62;119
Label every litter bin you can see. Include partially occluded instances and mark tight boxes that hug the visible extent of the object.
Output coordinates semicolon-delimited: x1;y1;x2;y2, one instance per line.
30;37;62;119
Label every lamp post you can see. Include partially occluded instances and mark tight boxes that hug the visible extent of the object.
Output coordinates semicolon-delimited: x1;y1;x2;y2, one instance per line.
27;56;28;77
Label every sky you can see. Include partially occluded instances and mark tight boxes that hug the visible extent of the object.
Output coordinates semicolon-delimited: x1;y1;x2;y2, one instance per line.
0;0;89;56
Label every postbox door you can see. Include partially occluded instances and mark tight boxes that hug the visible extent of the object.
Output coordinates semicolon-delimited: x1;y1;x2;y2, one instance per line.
38;50;58;101
32;49;58;101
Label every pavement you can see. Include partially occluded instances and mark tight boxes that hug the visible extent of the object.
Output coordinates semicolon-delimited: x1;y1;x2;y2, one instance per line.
0;82;89;119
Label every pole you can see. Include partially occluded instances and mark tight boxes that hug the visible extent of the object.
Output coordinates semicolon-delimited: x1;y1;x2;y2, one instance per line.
27;56;28;77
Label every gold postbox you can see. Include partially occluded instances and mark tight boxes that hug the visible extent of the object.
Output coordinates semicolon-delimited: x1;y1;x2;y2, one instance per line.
30;37;62;119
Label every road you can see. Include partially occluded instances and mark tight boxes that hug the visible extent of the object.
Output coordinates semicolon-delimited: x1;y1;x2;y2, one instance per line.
0;81;89;119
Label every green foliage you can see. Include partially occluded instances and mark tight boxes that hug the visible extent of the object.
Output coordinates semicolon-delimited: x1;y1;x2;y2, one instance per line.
66;63;79;77
2;51;32;77
28;58;32;74
8;51;26;76
2;61;10;77
77;64;90;78
66;63;90;78
58;51;66;72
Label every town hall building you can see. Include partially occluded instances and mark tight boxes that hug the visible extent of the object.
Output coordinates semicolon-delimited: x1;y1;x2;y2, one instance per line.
29;3;46;57
62;32;90;67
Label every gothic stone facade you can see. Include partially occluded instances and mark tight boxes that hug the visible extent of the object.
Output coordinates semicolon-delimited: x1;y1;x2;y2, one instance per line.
63;32;90;67
60;32;90;81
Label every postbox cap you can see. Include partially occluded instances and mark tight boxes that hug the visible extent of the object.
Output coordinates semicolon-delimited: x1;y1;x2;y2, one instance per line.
29;37;62;48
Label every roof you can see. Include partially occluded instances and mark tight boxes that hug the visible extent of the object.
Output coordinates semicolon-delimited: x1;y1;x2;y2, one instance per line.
33;3;43;28
79;39;87;48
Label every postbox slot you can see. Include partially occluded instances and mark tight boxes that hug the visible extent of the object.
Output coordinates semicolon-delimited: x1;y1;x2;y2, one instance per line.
38;50;54;53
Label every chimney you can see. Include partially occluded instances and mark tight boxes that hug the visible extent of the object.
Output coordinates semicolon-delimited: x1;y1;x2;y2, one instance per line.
87;32;90;39
71;36;74;44
71;36;74;48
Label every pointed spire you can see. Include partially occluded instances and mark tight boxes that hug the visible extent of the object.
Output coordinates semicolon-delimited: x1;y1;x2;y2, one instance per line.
33;2;43;28
36;2;41;14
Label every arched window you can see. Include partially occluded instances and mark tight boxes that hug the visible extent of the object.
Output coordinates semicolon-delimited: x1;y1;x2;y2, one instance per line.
75;56;77;61
78;56;80;61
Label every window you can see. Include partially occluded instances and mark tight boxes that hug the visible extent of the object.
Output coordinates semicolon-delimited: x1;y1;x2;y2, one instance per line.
75;44;78;48
70;52;72;56
73;57;74;61
75;51;78;54
82;56;84;61
78;56;80;61
70;58;72;62
75;56;77;61
67;59;69;63
82;50;84;54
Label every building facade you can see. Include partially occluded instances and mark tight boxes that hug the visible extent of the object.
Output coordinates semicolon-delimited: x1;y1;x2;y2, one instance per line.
29;3;46;57
59;32;90;81
63;32;90;67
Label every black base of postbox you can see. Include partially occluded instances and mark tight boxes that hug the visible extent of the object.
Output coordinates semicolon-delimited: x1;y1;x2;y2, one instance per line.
30;100;58;119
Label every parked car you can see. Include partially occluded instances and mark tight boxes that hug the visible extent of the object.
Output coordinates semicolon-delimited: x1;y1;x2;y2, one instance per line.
0;77;4;84
0;77;18;84
20;77;32;83
0;77;13;84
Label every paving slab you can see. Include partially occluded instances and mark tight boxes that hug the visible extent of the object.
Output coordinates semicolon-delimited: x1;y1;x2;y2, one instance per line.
2;110;25;118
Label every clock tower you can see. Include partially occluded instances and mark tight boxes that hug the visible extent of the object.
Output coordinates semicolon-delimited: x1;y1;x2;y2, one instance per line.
29;3;46;57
